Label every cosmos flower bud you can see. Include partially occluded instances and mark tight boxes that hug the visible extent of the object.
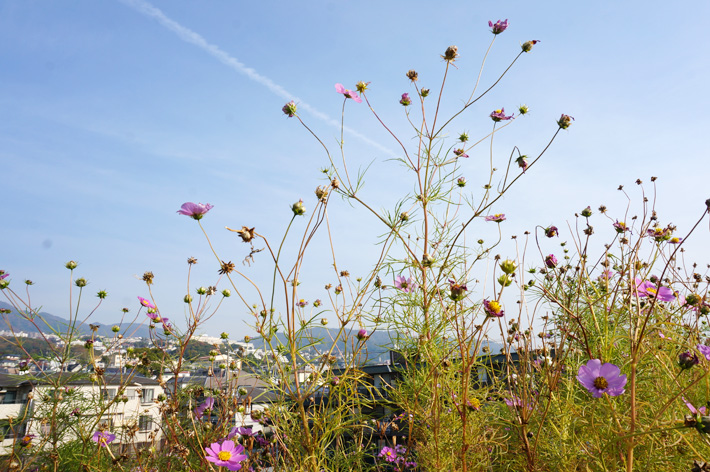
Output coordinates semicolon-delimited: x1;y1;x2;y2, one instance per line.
111;325;120;333
282;101;297;117
400;93;411;106
313;299;321;307
544;226;558;238
356;329;369;341
244;336;251;343
557;114;574;129
321;318;328;326
65;261;78;270
521;40;539;53
220;332;229;340
500;259;517;274
420;88;430;98
421;253;435;268
457;177;467;187
197;287;207;295
678;351;699;370
292;199;306;216
184;294;193;303
75;278;87;288
497;274;513;287
686;294;701;306
221;289;231;297
518;105;530;115
97;290;108;299
315;186;328;200
400;212;409;222
581;206;593;217
356;81;370;93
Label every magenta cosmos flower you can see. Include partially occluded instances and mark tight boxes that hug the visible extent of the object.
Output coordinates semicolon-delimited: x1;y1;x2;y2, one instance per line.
633;278;675;302
356;329;369;341
177;202;214;220
577;359;627;398
545;254;558;268
205;440;247;471
484;214;506;223
335;83;362;103
490;108;514;122
483;299;504;317
137;296;155;310
92;430;116;447
399;93;411;106
394;275;415;293
488;19;509;34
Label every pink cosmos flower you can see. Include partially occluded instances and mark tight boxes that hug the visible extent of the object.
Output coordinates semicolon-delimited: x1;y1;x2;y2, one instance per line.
490;108;514;122
577;359;627;398
484;214;506;223
335;83;362;103
0;271;8;280
177;202;214;220
92;431;116;447
296;299;308;308
356;329;369;341
453;148;469;158
545;254;558;268
488;19;509;34
137;296;155;310
684;396;707;416
205;440;248;471
633;278;675;302
394;275;415;293
195;397;215;417
697;345;710;361
399;93;411;106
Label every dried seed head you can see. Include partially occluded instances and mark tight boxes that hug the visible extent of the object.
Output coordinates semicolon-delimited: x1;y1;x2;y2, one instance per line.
142;271;154;285
406;70;418;81
219;261;235;275
443;45;459;62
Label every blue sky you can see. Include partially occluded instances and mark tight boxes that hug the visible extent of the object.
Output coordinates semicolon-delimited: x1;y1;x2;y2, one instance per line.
2;0;709;337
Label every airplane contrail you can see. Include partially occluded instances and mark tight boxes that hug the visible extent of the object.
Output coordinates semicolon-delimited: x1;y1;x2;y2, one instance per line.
119;0;398;157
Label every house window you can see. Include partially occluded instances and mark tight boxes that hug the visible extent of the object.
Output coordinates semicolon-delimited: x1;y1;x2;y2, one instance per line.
2;390;17;404
141;388;154;403
138;415;152;431
40;422;51;436
102;388;117;401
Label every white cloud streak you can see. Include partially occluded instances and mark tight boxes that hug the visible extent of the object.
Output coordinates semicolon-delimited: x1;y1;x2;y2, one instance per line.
119;0;397;157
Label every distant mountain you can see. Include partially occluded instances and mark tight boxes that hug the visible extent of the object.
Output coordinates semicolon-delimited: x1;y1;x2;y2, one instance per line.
248;326;505;364
0;301;152;339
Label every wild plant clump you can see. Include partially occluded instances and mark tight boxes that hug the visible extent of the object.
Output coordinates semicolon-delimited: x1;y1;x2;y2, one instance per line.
1;18;709;472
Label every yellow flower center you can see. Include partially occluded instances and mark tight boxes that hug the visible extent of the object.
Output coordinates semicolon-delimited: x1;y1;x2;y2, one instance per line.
593;376;608;389
495;109;502;113
489;301;501;313
470;398;481;409
386;451;392;456
218;450;232;461
646;287;657;296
